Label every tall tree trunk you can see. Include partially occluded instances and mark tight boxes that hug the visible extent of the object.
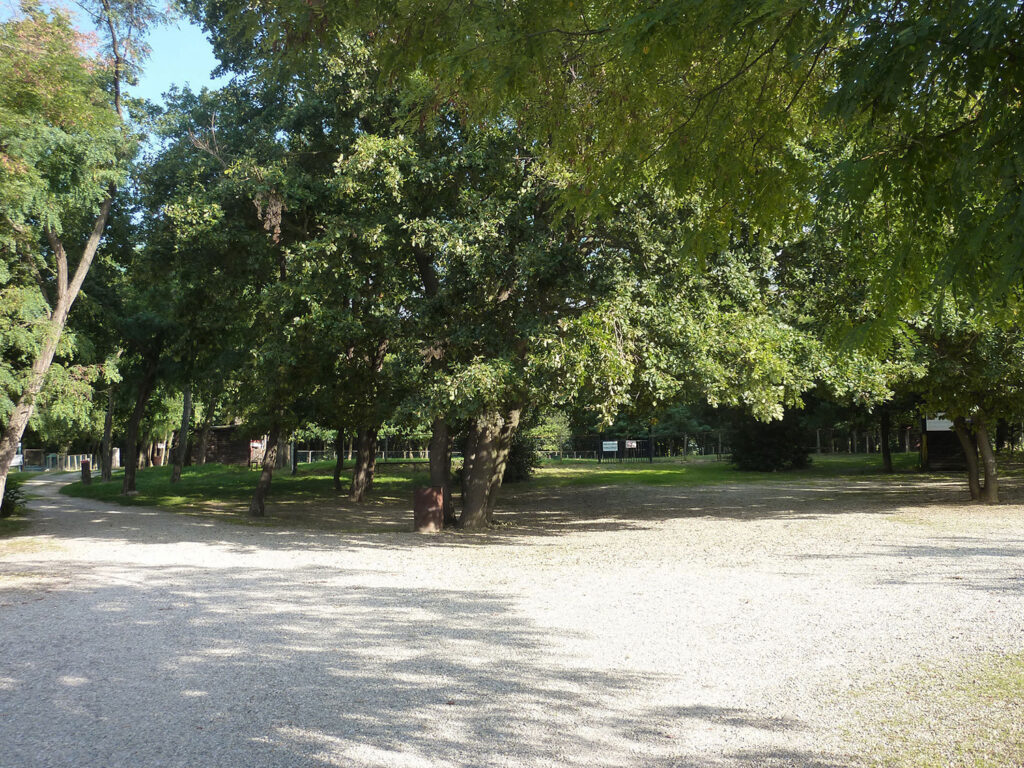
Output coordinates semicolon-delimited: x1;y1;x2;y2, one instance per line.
121;361;159;495
248;425;281;517
995;418;1009;453
274;436;289;470
880;409;893;473
975;416;999;504
460;409;521;529
101;386;116;481
332;431;345;491
170;385;192;484
429;417;455;526
195;391;217;466
349;427;378;502
953;416;982;501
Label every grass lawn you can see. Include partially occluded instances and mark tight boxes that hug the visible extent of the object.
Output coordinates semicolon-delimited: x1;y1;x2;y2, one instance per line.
61;459;430;516
59;451;929;522
531;451;923;487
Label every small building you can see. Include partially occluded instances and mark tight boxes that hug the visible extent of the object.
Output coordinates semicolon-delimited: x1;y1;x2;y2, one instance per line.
920;416;967;471
203;425;257;466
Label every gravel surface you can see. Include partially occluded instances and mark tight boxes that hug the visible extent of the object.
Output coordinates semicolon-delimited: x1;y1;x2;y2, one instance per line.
1;472;1023;767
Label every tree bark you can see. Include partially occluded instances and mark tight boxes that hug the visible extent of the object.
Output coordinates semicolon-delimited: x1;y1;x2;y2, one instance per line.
101;386;116;481
248;424;281;517
121;360;159;495
975;416;999;504
485;408;521;523
349;427;378;502
460;409;521;529
880;409;893;473
429;417;456;526
953;416;982;501
332;431;345;491
170;385;192;483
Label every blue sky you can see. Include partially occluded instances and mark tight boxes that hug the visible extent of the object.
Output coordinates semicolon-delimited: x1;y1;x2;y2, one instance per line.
1;1;227;105
129;16;230;104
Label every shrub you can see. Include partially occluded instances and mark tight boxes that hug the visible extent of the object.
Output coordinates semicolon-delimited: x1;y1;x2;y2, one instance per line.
1;474;27;517
730;411;811;471
502;432;541;483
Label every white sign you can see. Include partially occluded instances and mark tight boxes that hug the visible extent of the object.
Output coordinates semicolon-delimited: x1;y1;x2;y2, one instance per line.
925;418;954;432
9;454;23;467
602;441;618;452
625;440;638;449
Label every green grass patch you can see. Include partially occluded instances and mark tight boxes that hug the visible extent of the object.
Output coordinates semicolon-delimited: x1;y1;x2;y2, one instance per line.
531;452;922;488
60;453;928;518
0;514;31;538
857;652;1024;768
61;459;431;515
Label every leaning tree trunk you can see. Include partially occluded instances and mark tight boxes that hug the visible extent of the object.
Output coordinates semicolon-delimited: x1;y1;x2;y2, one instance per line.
332;431;345;491
953;416;982;501
429;417;456;526
975;416;999;504
349;427;378;502
248;424;281;517
101;386;116;481
170;385;192;484
460;409;521;529
121;361;159;495
880;409;893;474
0;199;114;506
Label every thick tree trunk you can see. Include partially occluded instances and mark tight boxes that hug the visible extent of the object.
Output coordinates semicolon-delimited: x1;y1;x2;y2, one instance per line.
248;425;281;517
953;416;982;501
880;410;893;473
975;417;999;504
101;386;116;481
485;409;521;523
428;417;456;527
121;361;159;495
170;385;192;483
332;432;345;491
349;427;378;502
460;409;521;529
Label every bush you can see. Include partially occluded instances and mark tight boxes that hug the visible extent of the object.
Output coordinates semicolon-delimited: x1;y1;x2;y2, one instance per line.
730;411;811;471
502;432;541;483
1;474;27;517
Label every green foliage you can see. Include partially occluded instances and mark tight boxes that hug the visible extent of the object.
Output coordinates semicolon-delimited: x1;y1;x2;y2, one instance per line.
502;431;541;484
730;410;811;472
1;473;27;517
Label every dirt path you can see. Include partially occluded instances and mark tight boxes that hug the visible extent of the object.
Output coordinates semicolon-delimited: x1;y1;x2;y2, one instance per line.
1;472;1022;767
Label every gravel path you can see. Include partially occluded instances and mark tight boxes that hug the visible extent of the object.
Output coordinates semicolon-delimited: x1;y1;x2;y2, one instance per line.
1;472;1023;767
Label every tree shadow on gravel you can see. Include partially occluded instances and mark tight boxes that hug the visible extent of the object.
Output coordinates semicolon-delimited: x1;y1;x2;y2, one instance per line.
0;563;858;768
793;535;1024;594
15;473;1024;556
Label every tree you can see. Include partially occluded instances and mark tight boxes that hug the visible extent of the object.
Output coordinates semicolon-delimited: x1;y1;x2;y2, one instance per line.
0;1;162;501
